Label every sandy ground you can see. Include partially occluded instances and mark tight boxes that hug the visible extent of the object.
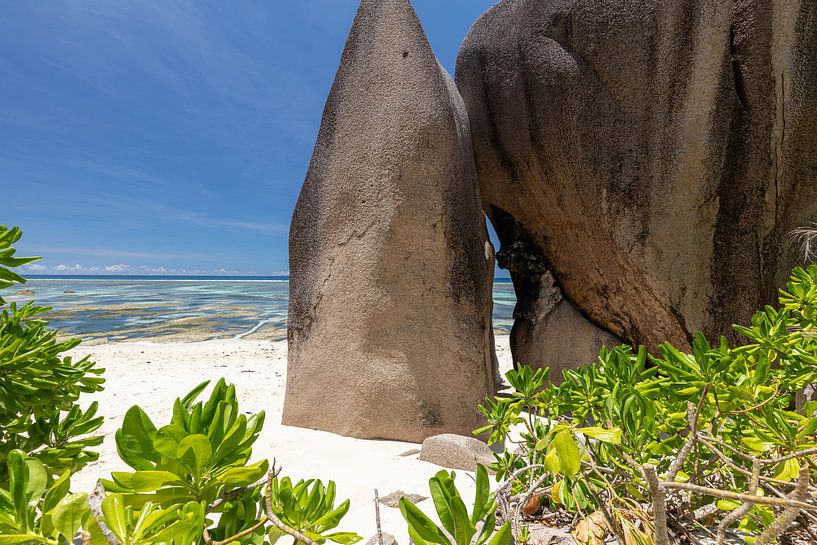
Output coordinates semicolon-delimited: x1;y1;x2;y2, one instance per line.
70;335;514;544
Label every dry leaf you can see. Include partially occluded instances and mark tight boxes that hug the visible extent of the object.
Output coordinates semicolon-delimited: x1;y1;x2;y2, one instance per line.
573;511;608;545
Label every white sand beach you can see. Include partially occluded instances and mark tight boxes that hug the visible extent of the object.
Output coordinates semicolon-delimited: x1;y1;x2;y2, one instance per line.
70;335;515;544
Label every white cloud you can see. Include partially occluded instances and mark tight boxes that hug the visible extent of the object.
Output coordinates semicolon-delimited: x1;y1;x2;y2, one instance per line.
23;263;47;272
54;264;84;271
104;264;130;272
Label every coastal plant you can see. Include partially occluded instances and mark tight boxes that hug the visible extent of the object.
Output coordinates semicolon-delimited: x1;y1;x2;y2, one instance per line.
478;265;817;545
92;379;361;545
266;477;361;545
399;465;511;545
0;450;92;544
0;225;105;482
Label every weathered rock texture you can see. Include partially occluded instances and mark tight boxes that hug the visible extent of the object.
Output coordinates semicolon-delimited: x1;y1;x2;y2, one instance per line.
284;0;497;442
419;433;496;472
457;0;817;367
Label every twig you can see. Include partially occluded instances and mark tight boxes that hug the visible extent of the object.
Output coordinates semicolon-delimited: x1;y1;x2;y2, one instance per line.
203;519;267;545
495;465;547;495
513;472;550;538
660;481;817;511
667;402;701;482
206;479;265;512
469;521;485;545
761;446;817;465
643;464;670;545
755;465;811;545
717;459;760;545
87;482;121;545
374;489;384;545
698;436;801;489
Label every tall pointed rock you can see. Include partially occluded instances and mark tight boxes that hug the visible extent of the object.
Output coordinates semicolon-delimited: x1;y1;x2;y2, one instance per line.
283;0;497;442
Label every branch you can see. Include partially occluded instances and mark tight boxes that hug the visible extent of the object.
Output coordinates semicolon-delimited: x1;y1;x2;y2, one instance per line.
203;519;267;545
87;482;121;545
717;459;760;545
512;472;550;539
374;489;383;545
206;479;266;512
667;402;700;482
755;465;811;545
643;464;670;545
659;481;817;511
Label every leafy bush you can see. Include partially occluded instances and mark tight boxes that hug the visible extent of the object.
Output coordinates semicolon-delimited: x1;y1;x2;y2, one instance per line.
94;379;362;545
0;225;105;482
104;378;268;505
0;450;93;544
400;465;510;545
266;477;359;545
478;265;817;544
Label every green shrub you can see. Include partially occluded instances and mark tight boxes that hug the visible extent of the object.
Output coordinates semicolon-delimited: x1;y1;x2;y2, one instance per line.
0;450;93;544
479;265;817;544
0;225;105;483
400;465;510;545
94;380;362;545
266;477;360;545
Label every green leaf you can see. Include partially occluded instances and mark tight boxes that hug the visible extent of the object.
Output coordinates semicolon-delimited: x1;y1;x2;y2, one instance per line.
100;494;129;542
544;444;560;476
552;431;581;478
312;500;350;532
217;459;269;488
152;425;188;460
0;535;49;545
400;497;448;545
428;476;456;538
52;493;89;540
576;426;622;445
716;499;742;511
131;471;185;492
268;526;287;545
323;532;363;545
43;471;71;514
773;459;800;482
23;458;48;502
181;381;211;409
116;406;159;470
483;522;511;545
9;451;33;532
176;435;212;479
471;465;491;524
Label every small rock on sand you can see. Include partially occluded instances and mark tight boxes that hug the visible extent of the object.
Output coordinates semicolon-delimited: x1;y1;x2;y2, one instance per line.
378;490;427;508
419;433;495;472
366;534;397;545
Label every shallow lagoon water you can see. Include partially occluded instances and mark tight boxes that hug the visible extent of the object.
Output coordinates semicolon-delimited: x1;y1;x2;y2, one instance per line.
9;276;517;342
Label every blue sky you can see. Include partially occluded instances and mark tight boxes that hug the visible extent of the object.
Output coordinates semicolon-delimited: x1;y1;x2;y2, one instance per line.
4;1;499;276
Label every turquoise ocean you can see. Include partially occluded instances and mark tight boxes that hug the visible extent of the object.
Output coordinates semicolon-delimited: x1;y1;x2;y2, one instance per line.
8;276;516;343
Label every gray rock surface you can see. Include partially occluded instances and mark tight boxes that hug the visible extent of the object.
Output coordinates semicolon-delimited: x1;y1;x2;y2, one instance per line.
284;0;497;442
504;266;619;381
378;490;427;509
419;433;495;472
457;1;817;363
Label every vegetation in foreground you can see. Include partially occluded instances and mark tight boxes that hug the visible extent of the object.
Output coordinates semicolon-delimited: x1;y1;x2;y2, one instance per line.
2;222;817;545
478;265;817;544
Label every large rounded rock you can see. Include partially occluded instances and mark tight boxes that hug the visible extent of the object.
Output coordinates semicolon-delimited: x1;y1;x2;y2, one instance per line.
283;0;497;442
457;1;817;366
